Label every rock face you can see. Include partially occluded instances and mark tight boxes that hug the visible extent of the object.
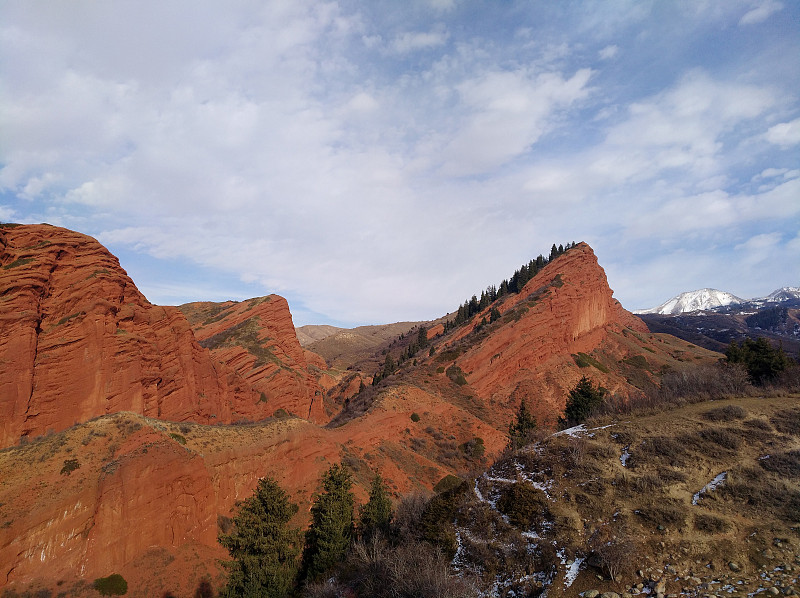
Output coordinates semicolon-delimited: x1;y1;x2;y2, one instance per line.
447;243;651;424
0;224;263;448
178;297;326;423
0;415;222;593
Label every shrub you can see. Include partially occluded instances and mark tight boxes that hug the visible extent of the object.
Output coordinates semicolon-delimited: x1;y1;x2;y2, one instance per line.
588;523;635;581
60;458;80;475
168;433;187;445
194;579;214;598
433;474;463;494
694;514;731;534
93;574;128;596
573;352;609;372
420;481;468;558
635;499;686;529
410;412;420;423
771;408;800;435
460;437;485;459
392;493;429;543
445;365;467;386
759;450;800;478
702;405;747;422
657;363;751;402
698;427;742;450
496;483;550;530
638;435;686;466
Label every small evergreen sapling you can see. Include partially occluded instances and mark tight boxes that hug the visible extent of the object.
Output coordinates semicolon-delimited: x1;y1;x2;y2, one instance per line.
560;376;605;427
508;400;537;450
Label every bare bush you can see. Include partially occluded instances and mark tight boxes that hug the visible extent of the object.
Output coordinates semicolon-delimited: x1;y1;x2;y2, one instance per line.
386;541;479;598
694;513;731;534
588;523;636;581
391;492;429;543
595;363;754;419
658;363;751;402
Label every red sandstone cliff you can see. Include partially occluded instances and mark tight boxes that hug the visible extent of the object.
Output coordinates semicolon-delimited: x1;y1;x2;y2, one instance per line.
0;224;264;448
178;298;326;423
431;243;654;425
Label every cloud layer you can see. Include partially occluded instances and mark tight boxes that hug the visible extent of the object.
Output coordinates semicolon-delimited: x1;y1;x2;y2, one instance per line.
1;0;798;325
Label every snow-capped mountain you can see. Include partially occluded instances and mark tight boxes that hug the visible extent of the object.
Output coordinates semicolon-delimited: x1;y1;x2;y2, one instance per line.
760;287;800;303
635;288;744;315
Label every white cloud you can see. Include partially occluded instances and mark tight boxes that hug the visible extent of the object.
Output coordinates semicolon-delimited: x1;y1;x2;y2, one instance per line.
598;44;619;60
735;232;783;266
438;68;593;176
391;29;449;54
739;0;783;25
764;117;800;147
1;1;798;324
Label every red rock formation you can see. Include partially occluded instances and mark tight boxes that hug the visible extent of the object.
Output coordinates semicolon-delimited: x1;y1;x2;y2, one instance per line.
179;297;326;423
441;243;651;425
0;224;261;448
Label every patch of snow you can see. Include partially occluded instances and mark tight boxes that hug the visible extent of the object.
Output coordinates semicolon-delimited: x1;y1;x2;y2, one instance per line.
564;557;584;588
474;478;485;502
553;424;586;437
553;422;618;439
692;472;727;505
620;446;631;467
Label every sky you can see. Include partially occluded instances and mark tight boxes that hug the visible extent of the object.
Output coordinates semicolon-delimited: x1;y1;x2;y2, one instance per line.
1;1;799;327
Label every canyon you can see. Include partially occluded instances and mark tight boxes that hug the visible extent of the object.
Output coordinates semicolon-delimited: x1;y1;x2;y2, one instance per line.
0;223;719;595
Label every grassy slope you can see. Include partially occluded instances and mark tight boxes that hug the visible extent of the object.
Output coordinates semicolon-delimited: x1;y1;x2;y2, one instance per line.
436;394;800;596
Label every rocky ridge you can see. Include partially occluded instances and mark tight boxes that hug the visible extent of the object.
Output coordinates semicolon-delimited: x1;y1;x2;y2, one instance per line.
0;224;265;448
178;296;325;423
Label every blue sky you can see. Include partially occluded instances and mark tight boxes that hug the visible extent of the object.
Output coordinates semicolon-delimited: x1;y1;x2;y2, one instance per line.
1;0;798;326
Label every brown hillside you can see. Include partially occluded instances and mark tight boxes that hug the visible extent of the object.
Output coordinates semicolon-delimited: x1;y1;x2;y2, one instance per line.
0;224;264;449
306;321;423;370
295;324;344;347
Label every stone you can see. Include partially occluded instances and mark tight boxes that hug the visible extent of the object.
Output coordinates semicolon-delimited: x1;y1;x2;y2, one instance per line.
729;562;741;572
584;590;600;598
600;593;621;598
768;588;781;596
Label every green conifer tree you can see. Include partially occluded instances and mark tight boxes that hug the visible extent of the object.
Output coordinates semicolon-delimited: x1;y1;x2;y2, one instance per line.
301;463;355;583
359;473;393;540
559;376;605;427
508;399;537;450
725;337;790;384
219;477;300;598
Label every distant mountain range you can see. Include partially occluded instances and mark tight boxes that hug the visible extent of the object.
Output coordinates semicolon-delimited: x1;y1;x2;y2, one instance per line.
636;286;800;354
636;286;800;315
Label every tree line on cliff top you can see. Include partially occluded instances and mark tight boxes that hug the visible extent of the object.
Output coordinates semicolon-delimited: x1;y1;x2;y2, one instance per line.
443;241;577;333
